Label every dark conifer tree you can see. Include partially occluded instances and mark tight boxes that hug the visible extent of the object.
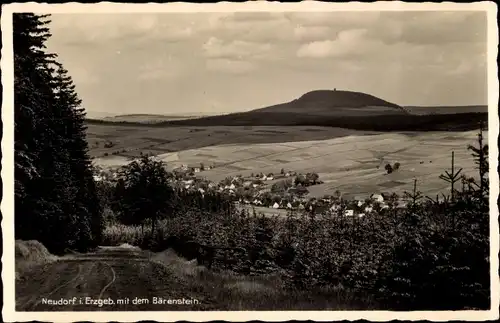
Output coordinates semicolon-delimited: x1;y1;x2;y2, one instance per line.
14;13;102;253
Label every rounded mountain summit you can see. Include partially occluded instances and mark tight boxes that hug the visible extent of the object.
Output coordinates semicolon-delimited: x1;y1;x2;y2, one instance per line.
252;90;409;117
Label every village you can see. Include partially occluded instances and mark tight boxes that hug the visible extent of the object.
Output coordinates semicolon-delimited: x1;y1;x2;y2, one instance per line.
93;161;403;219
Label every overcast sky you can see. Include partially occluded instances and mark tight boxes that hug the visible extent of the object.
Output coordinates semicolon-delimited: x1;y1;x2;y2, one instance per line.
45;11;488;117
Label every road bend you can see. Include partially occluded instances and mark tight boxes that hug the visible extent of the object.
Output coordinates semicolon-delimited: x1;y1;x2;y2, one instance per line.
16;246;216;311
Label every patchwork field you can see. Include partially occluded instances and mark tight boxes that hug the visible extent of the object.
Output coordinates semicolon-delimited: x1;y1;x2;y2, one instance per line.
88;124;487;200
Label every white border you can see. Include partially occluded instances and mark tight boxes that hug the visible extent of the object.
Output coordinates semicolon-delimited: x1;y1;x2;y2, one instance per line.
2;1;499;322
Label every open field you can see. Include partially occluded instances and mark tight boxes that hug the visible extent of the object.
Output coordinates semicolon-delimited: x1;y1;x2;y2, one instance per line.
89;124;486;199
101;114;209;123
86;124;378;160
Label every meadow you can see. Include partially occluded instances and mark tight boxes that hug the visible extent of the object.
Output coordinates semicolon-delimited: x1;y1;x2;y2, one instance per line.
88;123;486;199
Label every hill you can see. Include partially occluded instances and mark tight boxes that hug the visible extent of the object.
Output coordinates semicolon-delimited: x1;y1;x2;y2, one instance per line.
86;90;487;132
252;90;408;116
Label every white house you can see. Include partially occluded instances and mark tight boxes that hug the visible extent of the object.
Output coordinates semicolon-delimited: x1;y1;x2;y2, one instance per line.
344;209;354;217
358;213;365;218
266;176;274;181
364;206;373;213
229;183;236;190
357;200;364;207
253;199;263;206
208;182;215;189
93;175;103;182
286;202;293;209
198;188;205;194
193;167;201;173
252;184;259;188
371;194;384;203
298;203;305;210
272;202;280;209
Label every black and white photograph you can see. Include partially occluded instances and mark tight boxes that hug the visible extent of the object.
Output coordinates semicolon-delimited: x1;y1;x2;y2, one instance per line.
2;1;499;322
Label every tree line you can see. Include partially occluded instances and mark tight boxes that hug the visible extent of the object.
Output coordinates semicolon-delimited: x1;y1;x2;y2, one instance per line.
14;13;103;254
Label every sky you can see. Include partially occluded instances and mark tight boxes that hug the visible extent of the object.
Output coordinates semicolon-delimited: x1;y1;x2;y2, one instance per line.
44;11;488;117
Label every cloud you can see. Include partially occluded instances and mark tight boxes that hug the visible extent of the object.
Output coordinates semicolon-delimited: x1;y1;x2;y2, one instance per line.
48;13;195;45
202;37;272;59
137;56;185;81
286;12;381;28
372;11;487;45
296;29;373;59
293;25;332;41
43;11;488;115
205;58;255;74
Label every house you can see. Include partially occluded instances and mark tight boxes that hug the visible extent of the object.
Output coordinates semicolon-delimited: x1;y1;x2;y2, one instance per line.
371;194;384;203
298;203;305;210
266;176;274;181
358;213;365;218
344;209;354;217
252;184;259;188
261;175;268;181
204;165;212;170
93;175;103;182
184;179;194;185
272;202;280;209
364;206;373;213
185;185;191;189
193;167;201;173
208;182;216;189
286;202;293;209
181;164;188;171
198;188;205;194
357;200;364;207
253;199;263;206
243;181;252;188
229;183;236;190
285;172;291;177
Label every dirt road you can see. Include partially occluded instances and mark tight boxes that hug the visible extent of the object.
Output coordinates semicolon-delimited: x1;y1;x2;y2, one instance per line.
16;246;216;311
